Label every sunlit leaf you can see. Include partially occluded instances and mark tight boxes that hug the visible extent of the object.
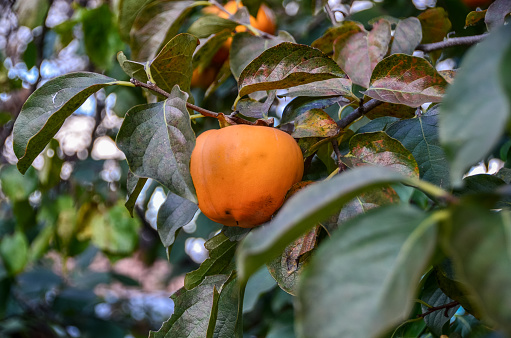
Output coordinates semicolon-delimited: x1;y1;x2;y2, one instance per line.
344;132;420;178
292;109;338;138
13;72;116;174
118;0;153;42
116;86;197;202
230;32;296;80
280;77;354;100
465;10;487;28
311;21;364;55
117;52;148;83
297;204;437;338
281;95;347;124
439;24;511;186
364;54;448;107
238;42;345;97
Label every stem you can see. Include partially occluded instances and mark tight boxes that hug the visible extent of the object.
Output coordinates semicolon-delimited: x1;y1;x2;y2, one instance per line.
337;98;383;129
190;114;205;119
417;301;459;318
324;2;338;26
416;34;488;53
331;139;347;172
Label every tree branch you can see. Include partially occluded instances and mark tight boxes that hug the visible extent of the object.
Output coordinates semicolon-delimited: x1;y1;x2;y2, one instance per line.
337;98;383;129
416;34;488;53
129;79;264;126
417;301;459;318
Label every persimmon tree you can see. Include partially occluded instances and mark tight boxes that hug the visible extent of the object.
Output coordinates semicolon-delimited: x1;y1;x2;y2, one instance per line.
4;0;511;337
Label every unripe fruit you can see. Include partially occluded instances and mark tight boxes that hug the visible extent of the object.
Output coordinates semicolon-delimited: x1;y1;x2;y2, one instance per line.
190;125;304;228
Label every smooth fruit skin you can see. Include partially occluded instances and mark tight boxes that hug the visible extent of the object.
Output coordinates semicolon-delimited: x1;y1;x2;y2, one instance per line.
190;125;304;228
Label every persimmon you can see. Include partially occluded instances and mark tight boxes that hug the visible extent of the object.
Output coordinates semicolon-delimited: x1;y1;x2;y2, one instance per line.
190;67;218;90
190;125;303;228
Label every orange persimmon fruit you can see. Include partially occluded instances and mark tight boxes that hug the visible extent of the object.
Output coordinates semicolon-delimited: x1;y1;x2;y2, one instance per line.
190;125;304;228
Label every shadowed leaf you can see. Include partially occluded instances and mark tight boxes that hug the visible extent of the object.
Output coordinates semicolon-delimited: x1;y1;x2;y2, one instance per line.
238;42;345;97
439;24;511;186
157;192;198;249
333;19;391;88
364;54;448;107
465;10;486;28
386;114;450;188
281;77;354;100
364;100;416;120
188;15;239;39
391;17;422;55
130;1;197;61
13;72;116;174
485;0;511;31
125;171;148;217
418;8;452;62
118;0;153;42
193;30;232;72
116;86;197;202
297;204;437;338
117;52;148;83
311;21;364;55
148;33;199;94
281;95;348;124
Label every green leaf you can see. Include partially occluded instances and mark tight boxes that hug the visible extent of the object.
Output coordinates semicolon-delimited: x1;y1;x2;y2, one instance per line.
291;109;338;138
236;166;428;283
296;204;437;338
124;171;148;217
14;0;50;29
243;266;276;313
333;19;391;88
0;231;29;276
148;33;199;94
439;24;511;186
184;232;236;290
441;205;511;335
390;17;422;55
238;42;345;97
281;95;347;124
149;275;228;338
81;4;123;70
344;131;420;178
465;10;487;28
280;77;354;99
386;114;450;188
418;8;452;62
214;274;244;338
230;31;295;81
0;166;38;201
188;15;239;39
420;272;460;336
91;202;140;255
118;0;153;42
311;21;364;55
455;174;508;209
116;52;148;83
131;1;198;61
13;72;116;174
116;86;197;202
364;54;448;107
157;192;198;249
364;100;416;120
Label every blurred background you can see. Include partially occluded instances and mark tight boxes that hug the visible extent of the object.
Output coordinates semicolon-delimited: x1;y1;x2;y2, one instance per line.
0;0;491;337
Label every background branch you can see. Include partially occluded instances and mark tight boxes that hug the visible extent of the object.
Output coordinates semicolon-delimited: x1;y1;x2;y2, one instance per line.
417;34;488;53
417;301;459;318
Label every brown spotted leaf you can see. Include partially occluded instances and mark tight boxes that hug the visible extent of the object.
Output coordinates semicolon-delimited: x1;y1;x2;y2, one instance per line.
391;17;422;55
418;8;452;62
364;54;448;107
238;42;345;97
465;10;487;28
333;19;391;88
148;33;199;94
439;70;456;84
343;131;419;178
291;109;338;138
281;77;355;100
311;21;364;55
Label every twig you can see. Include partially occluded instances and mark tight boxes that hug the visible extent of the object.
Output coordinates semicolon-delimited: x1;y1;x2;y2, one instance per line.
324;2;338;26
417;301;459;318
416;34;488;53
129;78;261;125
331;139;347;172
337;98;383;130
